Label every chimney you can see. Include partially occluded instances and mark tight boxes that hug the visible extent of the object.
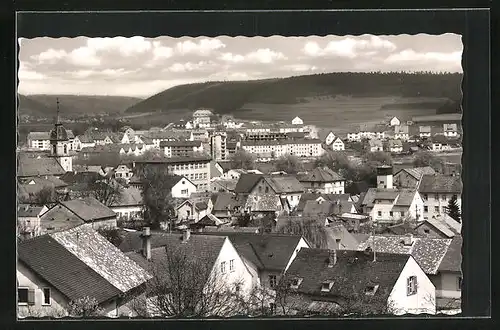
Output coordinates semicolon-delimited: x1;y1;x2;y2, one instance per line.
403;233;413;246
141;227;152;260
182;228;191;242
328;249;337;267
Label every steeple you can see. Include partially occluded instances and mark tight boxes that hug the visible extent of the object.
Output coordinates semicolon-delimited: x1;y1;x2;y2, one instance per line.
50;98;68;142
56;97;60;125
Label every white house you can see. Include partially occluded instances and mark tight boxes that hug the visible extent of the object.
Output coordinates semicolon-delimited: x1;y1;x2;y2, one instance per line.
418;174;462;221
443;124;459;138
419;126;432;138
17;204;48;238
390;116;401;127
110;186;144;221
292;116;304;125
166;175;198;199
241;139;324;159
124;230;256;317
395;125;410;140
298;167;345;194
193;109;213;128
387;139;403;153
114;164;134;183
324;131;336;146
347;132;361;142
17;226;151;318
331;137;345;151
175;199;211;223
368;139;384;152
285;248;435;315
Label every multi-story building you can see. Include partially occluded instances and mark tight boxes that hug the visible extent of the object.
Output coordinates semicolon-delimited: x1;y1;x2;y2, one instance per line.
160;140;204;158
240;139;324;160
143;131;193;148
193;109;213;128
134;155;212;191
210;132;227;161
418;174;462;220
27;130;75;151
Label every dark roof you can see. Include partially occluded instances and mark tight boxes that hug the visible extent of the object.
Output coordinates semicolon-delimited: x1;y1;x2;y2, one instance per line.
18;155;66;177
296;193;351;212
17;204;44;217
438;235;462;273
345;181;371;196
299;167;344;183
60;197;116;221
286;249;409;310
418;175;462;193
18;227;151;304
200;232;306;271
60;171;102;185
362;188;417;207
134;155;212;164
217;161;233;172
212;192;246;211
159;140;202;148
395;167;436;180
234;173;263;194
264;176;305;194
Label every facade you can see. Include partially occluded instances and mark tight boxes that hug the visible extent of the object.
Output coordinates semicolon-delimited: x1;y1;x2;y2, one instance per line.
390;116;401;127
110;186;144;221
443;124;459;138
419;126;432;138
387;139;403;153
28;131;75;151
114;164;134;183
193;109;213;128
170;176;198;199
248;176;305;211
418;174;462;220
299;167;345;194
241;139;324;159
394;125;410;140
330;137;345;151
161;140;204;158
210;132;228;161
292;116;304;125
324;131;336;146
368;139;384;152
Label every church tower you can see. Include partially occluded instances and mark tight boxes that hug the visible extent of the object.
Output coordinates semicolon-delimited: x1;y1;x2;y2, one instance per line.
49;98;72;172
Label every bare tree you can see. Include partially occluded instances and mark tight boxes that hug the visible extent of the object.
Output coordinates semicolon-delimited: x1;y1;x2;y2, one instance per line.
19;186;61;205
135;244;248;318
67;296;104;318
229;149;255;170
275;217;328;248
274;155;304;174
88;177;124;207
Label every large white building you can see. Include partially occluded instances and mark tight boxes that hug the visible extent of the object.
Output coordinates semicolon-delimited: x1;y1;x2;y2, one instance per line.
193;109;213;128
241;139;324;159
418;174;462;221
210;132;227;161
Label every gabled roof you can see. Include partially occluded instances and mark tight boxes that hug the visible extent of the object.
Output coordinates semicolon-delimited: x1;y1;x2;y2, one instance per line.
368;139;383;147
111;186;143;207
418;175;462;193
197;214;225;226
303;200;354;217
200;232;307;271
296;193;351;212
60;197;116;221
18;154;66;177
212;192;246;211
17;204;44;217
438;235;462;273
299;167;344;183
355;235;451;274
60;171;102;185
416;218;455;238
362;188;417;207
234;173;264;194
18;226;151;304
264;176;304;194
286;249;409;310
395;125;409;134
395;167;436;180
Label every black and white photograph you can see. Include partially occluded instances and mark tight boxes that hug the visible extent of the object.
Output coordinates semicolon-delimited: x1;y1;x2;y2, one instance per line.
16;31;466;319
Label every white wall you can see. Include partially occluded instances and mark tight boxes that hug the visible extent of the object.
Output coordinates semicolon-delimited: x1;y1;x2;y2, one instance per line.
409;192;425;221
422;193;461;220
111;205;143;220
435;272;461;300
171;178;197;199
388;256;436;315
284;238;310;272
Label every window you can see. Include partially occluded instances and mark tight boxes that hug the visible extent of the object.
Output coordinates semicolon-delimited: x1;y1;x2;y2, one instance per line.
269;275;277;288
265;186;269;193
389;211;393;217
424;229;430;234
434;194;439;200
181;189;188;195
221;261;226;274
401;212;405;216
406;276;418;296
229;259;235;272
458;277;462;290
321;281;333;292
290;277;303;289
43;288;51;305
18;288;34;305
423;194;428;201
435;206;440;213
377;211;382;217
424;206;428;212
364;284;379;296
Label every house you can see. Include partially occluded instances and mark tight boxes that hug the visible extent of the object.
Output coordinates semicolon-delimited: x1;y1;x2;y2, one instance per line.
292;116;304;125
347;131;361;142
114;164;134;183
360;166;424;223
283;248;435;315
367;139;383;152
160;140;204;158
299;167;345;194
192;109;213;128
17;226;151;318
221;168;246;180
443;123;459;138
389;116;401;127
330;137;345;151
394;125;410;140
354;234;455;313
17;204;47;238
109;186;144;221
244;193;286;218
386;139;403;153
247;175;305;211
27;130;75;151
419;126;432;138
124;229;255;316
210;178;238;193
39;197;118;233
393;166;436;189
241;139;325;159
169;175;198;199
192;214;227;230
418;174;462;220
414;218;456;239
211;192;246;220
295;193;352;215
430;135;461;152
18;154;66;179
303;199;356;218
175;199;211;223
324;131;336;146
200;232;310;291
234;173;265;195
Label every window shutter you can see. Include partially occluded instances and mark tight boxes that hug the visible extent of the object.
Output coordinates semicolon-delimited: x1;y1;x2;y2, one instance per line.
406;277;411;295
28;289;35;305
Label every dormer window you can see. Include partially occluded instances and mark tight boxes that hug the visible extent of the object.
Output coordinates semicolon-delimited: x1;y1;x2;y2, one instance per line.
364;284;379;295
321;281;334;292
289;277;303;289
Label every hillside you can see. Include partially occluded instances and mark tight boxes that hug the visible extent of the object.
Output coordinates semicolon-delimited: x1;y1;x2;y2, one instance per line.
125;72;463;115
18;95;143;116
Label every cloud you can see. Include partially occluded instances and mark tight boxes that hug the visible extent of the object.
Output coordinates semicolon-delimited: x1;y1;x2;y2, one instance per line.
284;64;318;72
303;36;397;58
31;48;68;64
68;47;101;66
18;62;45;80
165;61;217;73
152;41;174;60
70;68;136;79
219;52;245;63
219;48;287;64
385;49;462;63
175;38;225;56
86;36;152;56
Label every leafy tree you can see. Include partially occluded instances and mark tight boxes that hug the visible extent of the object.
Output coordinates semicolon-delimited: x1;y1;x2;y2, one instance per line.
275;217;327;248
274;155;304;174
68;296;104;318
19;186;62;205
412;151;445;173
445;195;461;223
88;177;124;207
139;166;176;229
97;227;124;247
229;149;255;170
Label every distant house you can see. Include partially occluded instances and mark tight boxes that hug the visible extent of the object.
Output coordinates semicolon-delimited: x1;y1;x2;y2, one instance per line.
175;199;211;223
295;193;352;216
393;166;436;189
109;186;144;221
248;175;305;210
27;130;75;151
193;109;213;128
414;218;456;239
360;188;424;223
160;140;204;158
390;116;401;127
39;197;118;233
245;193;285;218
298;167;345;194
331;137;345;151
210;178;238;193
347;132;361;142
17;204;47;238
324;131;336;146
418;174;462;220
430;135;461;152
292;116;304;125
284;248;436;315
211;192;246;220
419;126;432;138
443;123;459;138
124;230;254;316
394;125;410;140
114;164;134;183
368;139;383;152
17;226;151;318
386;139;403;153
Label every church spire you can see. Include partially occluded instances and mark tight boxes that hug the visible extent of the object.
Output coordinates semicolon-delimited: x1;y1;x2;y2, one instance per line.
56;97;60;124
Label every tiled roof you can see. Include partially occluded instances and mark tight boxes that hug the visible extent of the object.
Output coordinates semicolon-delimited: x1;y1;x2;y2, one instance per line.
160;140;202;148
395;125;409;134
17;204;44;217
419;126;432;133
388;139;403;147
197;214;225;226
397;167;436;180
234;173;263;194
203;226;259;233
264;176;305;194
368;139;383;147
361;188;417;207
355;235;451;274
18;154;66;177
212;192;246;211
18;227;151;304
438;235;462;273
286;249;409;310
28;132;51;140
324;224;360;250
60;197;116;221
111;186;143;207
60;171;102;185
418;218;455;238
418;175;462;193
303;200;354;217
299;167;344;183
200;232;306;271
296;193;351;212
245;193;282;212
212;179;238;192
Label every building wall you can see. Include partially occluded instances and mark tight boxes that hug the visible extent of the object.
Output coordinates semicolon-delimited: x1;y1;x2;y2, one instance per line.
283;238;310;272
18;216;41;237
433;272;461;300
111;205;143;221
394;171;419;188
176;203;193;222
388;256;436;315
408;192;424;221
81;218;117;230
415;222;450;239
171;178;197;199
331;139;345;151
301;181;344;195
421;193;461;220
241;141;324;158
167;160;211;191
325;133;336;145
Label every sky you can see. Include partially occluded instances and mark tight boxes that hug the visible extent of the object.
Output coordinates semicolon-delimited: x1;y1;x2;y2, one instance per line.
18;34;463;98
